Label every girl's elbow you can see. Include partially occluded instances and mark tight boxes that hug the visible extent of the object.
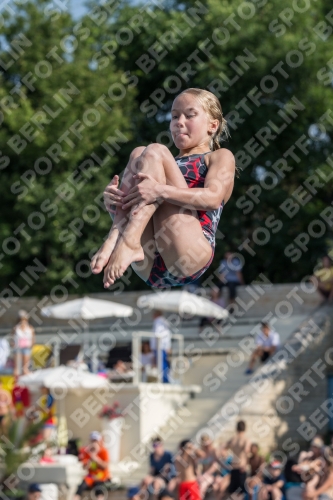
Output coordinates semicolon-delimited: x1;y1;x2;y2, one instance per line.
210;199;222;210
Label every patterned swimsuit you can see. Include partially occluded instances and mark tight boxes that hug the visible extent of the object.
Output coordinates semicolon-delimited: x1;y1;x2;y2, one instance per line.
146;153;223;288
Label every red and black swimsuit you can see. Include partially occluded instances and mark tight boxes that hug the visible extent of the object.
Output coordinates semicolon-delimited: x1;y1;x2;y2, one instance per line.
146;153;224;288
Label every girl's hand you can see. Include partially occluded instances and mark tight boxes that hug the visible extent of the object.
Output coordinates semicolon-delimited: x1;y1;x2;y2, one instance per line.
122;173;162;214
103;175;125;212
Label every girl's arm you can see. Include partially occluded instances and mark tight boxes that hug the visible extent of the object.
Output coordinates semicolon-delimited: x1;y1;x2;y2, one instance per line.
159;149;235;210
122;148;235;212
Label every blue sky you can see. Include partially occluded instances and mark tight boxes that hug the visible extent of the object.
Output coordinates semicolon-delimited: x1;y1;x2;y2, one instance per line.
69;0;89;19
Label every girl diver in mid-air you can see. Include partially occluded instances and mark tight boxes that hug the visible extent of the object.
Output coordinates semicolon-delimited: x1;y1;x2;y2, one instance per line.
91;88;236;289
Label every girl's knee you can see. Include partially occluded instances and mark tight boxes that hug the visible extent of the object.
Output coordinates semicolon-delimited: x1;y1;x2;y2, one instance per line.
130;146;146;159
143;143;170;160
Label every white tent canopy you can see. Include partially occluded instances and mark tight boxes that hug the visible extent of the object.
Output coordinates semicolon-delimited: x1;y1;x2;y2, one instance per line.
19;365;109;393
137;290;228;319
41;296;133;320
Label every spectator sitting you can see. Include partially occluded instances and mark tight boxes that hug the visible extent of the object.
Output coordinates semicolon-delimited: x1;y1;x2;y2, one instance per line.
297;436;324;464
303;446;333;500
141;341;155;382
127;486;142;500
74;431;110;500
290;436;324;497
143;437;176;492
211;445;233;500
245;322;280;375
246;444;265;500
217;251;244;312
158;490;175;500
26;484;42;500
249;443;265;477
284;455;303;500
108;360;134;383
258;458;285;500
40;444;56;464
197;434;220;498
199;288;226;332
310;255;333;303
114;360;129;373
246;442;265;498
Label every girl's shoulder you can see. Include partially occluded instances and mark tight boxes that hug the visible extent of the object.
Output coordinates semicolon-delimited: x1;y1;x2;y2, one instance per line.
204;148;235;169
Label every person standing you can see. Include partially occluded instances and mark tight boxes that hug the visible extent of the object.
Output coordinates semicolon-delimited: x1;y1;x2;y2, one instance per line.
199;287;226;332
38;386;57;441
0;380;14;432
225;421;251;499
310;255;333;303
150;311;172;383
0;336;10;372
217;252;244;311
174;440;205;500
12;375;30;418
245;322;280;375
11;310;35;376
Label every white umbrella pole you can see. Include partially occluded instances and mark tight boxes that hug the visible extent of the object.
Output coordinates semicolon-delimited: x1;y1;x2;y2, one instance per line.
83;322;88;364
132;334;140;385
157;337;162;384
78;324;85;363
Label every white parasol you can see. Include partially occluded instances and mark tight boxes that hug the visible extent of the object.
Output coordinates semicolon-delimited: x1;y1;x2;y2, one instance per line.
41;296;133;319
19;365;108;392
137;290;228;319
41;297;134;369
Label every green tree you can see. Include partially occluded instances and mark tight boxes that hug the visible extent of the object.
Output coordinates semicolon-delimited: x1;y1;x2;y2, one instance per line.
0;0;137;294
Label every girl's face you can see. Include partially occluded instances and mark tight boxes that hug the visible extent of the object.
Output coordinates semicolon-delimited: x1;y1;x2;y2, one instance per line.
170;93;218;152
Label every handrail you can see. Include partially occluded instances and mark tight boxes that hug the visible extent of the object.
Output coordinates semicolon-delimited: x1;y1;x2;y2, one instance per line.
0;320;198;337
132;331;184;385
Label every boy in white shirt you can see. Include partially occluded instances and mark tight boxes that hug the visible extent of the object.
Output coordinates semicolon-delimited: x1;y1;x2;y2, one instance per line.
245;322;280;375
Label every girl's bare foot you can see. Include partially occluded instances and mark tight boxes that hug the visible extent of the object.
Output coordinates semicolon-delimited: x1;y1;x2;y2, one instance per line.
103;238;144;287
91;230;119;274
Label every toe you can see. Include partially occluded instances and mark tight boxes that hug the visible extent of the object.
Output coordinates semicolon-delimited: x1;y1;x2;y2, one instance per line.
90;254;98;270
92;258;102;274
103;265;110;284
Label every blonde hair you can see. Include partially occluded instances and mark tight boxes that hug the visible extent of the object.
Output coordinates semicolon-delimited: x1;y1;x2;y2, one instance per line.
179;88;230;151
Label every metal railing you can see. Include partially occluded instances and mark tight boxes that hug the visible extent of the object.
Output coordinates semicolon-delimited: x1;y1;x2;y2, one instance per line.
132;331;184;385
